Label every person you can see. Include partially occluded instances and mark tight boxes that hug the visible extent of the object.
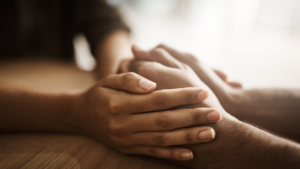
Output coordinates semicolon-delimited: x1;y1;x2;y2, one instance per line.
0;0;131;79
0;0;220;161
117;45;300;168
2;0;300;168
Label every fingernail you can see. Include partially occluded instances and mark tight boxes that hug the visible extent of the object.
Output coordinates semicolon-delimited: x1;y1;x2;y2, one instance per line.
139;78;156;91
198;129;215;141
207;111;221;121
198;90;208;101
179;151;193;160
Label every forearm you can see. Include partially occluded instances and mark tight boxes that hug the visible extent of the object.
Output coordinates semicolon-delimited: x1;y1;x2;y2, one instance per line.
192;62;300;141
94;30;132;79
0;83;79;133
174;116;300;169
227;88;300;141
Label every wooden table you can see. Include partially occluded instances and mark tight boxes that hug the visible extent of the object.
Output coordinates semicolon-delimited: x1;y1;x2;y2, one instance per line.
0;59;186;169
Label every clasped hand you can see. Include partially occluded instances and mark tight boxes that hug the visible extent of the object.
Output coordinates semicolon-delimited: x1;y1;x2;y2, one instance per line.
72;45;224;160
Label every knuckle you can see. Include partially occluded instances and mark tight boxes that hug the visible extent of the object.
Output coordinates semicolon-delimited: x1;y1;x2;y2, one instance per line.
121;72;137;85
150;48;164;56
153;92;168;108
151;62;164;70
185;131;193;143
186;53;198;62
156;44;166;49
185;90;196;103
110;136;130;149
109;121;124;134
152;133;165;146
192;110;202;124
155;115;170;128
149;48;166;60
170;149;176;160
108;100;120;114
148;148;158;157
182;63;191;70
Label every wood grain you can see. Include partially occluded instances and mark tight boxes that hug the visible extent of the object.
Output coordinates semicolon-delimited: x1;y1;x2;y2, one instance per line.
0;133;185;169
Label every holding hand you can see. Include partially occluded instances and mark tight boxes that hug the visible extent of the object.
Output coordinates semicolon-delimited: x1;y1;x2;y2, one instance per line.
120;46;228;114
128;44;242;116
73;72;221;160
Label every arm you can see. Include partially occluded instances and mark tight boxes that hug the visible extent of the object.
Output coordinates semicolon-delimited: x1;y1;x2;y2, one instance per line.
74;0;132;79
0;83;76;132
225;88;300;141
128;46;300;168
155;44;300;142
178;116;300;169
0;73;219;160
94;30;132;79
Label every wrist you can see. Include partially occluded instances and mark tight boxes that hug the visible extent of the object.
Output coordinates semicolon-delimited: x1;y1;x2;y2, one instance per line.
222;88;245;118
192;62;245;117
64;90;86;134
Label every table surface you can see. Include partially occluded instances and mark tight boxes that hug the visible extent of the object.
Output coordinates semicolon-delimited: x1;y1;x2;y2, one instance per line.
0;59;186;169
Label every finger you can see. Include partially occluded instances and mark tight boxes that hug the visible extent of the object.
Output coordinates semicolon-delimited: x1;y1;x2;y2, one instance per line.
213;69;227;82
106;87;208;114
130;127;215;146
131;45;149;60
124;146;193;160
129;60;194;90
227;81;243;88
132;45;183;69
100;72;156;93
118;59;134;73
156;44;192;64
213;69;243;88
125;108;221;132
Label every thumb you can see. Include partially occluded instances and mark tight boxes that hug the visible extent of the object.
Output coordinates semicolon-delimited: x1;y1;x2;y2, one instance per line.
100;72;156;94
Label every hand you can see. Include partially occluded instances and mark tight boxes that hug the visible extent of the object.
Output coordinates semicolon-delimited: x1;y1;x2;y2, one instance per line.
155;45;242;88
133;44;243;116
119;46;300;169
213;69;242;88
73;72;221;160
121;46;227;113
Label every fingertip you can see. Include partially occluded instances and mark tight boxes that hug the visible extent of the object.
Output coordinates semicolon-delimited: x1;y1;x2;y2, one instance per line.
138;78;156;92
197;90;208;101
228;81;243;88
156;44;166;49
132;45;141;56
179;151;193;160
210;128;216;139
207;110;222;122
198;128;215;141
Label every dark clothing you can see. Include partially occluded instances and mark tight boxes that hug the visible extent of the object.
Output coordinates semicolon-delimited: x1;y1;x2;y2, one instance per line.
0;0;129;60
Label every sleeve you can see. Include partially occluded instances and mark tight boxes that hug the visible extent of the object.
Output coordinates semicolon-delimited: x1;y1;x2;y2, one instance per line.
73;0;130;57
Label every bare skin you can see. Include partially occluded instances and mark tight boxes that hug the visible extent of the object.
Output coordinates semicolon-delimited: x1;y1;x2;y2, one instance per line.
94;30;133;79
121;46;300;168
151;44;300;142
0;31;222;160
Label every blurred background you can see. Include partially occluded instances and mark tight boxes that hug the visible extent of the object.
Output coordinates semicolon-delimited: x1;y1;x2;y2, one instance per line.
75;0;300;89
